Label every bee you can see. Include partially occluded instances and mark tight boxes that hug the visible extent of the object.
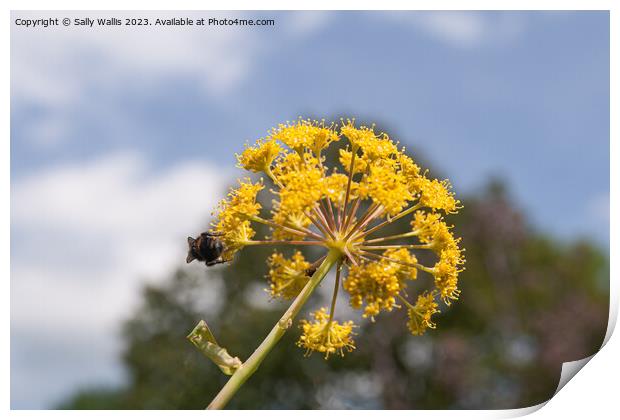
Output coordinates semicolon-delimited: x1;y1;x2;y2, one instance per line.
186;231;229;267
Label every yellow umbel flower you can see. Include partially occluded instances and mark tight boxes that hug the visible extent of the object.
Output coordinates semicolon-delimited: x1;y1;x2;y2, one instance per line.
267;251;311;299
357;160;413;216
236;139;282;173
340;120;377;151
411;210;461;254
322;172;355;206
344;248;417;319
211;178;264;260
276;168;323;215
191;118;465;361
406;292;440;336
432;248;465;305
415;177;461;213
270;152;325;217
339;148;368;175
270;118;339;156
297;308;356;359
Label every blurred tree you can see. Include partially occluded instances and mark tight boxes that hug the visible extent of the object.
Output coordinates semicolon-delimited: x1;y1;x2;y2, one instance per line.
58;180;608;410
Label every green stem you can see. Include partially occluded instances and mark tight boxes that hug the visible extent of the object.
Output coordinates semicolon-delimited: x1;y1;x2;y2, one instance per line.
207;249;342;409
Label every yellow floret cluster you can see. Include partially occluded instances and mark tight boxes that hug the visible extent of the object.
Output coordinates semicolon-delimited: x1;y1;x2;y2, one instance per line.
236;139;282;173
343;248;418;319
211;179;264;260
267;251;311;300
410;210;465;304
407;291;440;336
270;118;339;157
297;308;356;359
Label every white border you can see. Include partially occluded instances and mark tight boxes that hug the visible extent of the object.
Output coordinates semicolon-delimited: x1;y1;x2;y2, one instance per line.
3;1;616;418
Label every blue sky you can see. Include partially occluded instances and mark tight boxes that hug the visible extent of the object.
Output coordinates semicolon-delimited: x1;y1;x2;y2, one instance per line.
11;11;609;408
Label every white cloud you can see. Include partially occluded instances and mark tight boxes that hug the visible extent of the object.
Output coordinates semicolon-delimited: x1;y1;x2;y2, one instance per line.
11;10;332;152
11;153;231;408
11;11;260;107
381;11;525;49
11;11;333;109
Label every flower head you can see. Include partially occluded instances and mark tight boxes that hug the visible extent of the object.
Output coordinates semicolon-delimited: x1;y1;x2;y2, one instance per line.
211;179;264;260
344;248;417;319
297;308;356;359
407;291;440;336
270;118;339;157
267;251;311;299
194;118;465;359
357;160;413;216
415;177;461;213
237;139;282;173
272;152;324;215
432;248;465;305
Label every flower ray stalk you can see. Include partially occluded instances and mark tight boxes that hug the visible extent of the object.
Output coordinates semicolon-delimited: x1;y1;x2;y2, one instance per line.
362;230;419;244
360;244;432;251
358;249;429;272
343;246;360;267
327;263;343;326
245;240;326;246
342;197;361;234
304;209;333;240
354;202;421;240
325;198;337;229
342;203;380;239
344;204;384;240
319;200;335;231
312;206;335;238
248;215;323;240
340;149;357;230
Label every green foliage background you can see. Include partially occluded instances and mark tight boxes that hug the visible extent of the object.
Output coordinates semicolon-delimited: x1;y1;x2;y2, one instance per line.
59;154;609;409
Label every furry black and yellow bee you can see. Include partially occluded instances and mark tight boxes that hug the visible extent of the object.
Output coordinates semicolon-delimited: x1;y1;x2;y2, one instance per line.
186;232;229;267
